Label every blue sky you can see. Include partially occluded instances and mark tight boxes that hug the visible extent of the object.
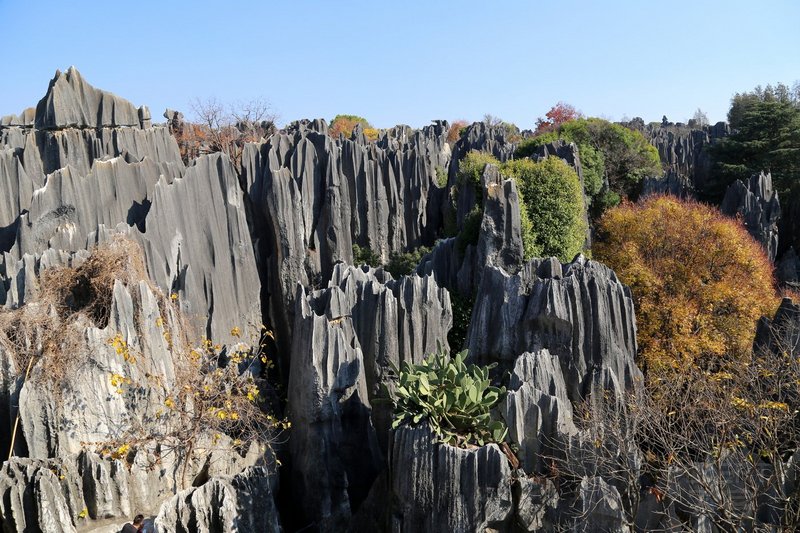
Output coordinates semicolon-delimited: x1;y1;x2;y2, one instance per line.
1;0;798;129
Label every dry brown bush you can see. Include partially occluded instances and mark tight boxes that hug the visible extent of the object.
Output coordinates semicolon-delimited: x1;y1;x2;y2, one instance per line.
0;237;151;388
1;236;284;468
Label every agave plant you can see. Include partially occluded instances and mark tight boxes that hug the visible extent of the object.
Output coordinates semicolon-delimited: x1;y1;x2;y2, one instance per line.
391;346;507;447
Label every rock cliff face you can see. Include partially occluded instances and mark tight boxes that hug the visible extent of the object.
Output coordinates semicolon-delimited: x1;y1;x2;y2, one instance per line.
287;264;451;529
241;118;451;362
720;171;781;262
467;256;641;400
0;68;258;344
641;122;728;196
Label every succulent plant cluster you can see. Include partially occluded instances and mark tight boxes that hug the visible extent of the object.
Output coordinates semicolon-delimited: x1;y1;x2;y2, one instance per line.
391;346;508;447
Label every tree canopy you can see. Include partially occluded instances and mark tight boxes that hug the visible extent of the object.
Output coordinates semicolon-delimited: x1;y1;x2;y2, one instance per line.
708;83;800;201
457;151;586;262
516;117;661;216
329;114;379;141
594;196;778;375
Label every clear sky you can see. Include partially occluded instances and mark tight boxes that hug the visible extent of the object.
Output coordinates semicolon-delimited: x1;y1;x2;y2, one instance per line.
1;0;798;129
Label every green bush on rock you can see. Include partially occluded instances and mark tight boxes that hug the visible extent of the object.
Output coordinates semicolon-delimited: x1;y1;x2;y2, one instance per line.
454;151;586;262
391;347;507;447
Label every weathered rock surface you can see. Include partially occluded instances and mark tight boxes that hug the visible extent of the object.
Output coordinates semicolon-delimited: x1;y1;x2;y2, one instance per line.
287;264;451;529
502;350;576;474
641;169;696;199
572;476;630;532
755;297;799;358
450;121;516;165
642;122;728;196
418;163;525;296
242;119;451;357
34;67;145;130
467;256;641;401
154;466;280;533
0;458;79;533
0;68;255;345
721;171;781;261
389;423;513;532
514;477;559;532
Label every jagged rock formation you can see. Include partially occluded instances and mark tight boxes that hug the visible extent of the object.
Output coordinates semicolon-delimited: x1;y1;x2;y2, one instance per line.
502;350;576;474
0;68;259;344
154;467;280;533
418;164;525;296
8;67;784;533
0;247;267;531
241;119;451;362
642;122;728;196
450;121;516;165
467;256;641;401
389;423;514;532
720;171;781;261
286;264;451;529
34;67;147;130
641;169;696;199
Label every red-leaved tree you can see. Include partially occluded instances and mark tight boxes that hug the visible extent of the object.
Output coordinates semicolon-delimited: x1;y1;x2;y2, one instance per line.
534;102;581;134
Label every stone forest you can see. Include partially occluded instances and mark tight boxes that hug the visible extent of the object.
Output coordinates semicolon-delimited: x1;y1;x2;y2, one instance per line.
0;68;799;532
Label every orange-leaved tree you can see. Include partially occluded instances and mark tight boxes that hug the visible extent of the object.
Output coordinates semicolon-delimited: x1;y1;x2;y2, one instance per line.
447;120;469;143
594;195;778;374
329;114;378;141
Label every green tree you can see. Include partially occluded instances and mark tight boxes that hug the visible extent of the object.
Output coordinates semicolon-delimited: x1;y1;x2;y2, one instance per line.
708;83;800;200
516;117;660;212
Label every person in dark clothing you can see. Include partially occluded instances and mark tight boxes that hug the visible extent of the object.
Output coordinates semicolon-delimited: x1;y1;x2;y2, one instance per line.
121;514;144;533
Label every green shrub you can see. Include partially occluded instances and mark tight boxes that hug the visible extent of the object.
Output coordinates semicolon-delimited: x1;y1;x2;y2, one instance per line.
353;244;381;267
502;157;586;262
385;246;431;278
391;346;507;447
435;167;448;188
457;151;500;208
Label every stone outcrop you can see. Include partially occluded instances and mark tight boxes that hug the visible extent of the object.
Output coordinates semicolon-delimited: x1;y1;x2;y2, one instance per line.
502;350;577;474
641;169;696;199
389;423;514;532
418;163;526;297
0;68;258;344
755;297;799;358
154;467;280;533
450;121;516;165
241;118;451;357
34;67;146;130
721;171;781;261
642;122;728;195
286;264;451;529
467;256;641;401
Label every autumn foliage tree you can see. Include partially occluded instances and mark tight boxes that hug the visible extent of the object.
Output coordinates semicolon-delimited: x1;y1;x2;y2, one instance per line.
594;196;778;374
328;114;379;141
534;101;582;134
447;119;468;143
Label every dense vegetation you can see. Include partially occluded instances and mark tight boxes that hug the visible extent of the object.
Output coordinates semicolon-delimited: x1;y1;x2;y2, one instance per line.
516;117;662;216
456;151;585;262
594;196;778;374
709;83;800;199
